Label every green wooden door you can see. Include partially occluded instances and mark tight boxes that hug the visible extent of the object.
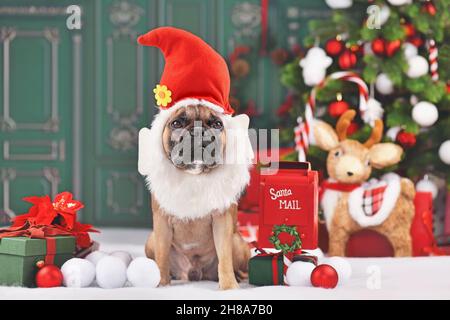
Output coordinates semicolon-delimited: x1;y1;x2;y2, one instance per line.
1;0;329;227
0;0;81;225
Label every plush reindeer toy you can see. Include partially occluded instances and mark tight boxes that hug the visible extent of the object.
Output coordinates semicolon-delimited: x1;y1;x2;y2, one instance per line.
313;110;415;257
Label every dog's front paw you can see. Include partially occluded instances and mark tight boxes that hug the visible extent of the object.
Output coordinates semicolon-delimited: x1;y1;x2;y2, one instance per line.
159;275;171;287
219;276;239;290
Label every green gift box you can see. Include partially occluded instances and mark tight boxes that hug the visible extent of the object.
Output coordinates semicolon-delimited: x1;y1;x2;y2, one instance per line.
249;253;318;286
0;236;75;287
248;254;285;286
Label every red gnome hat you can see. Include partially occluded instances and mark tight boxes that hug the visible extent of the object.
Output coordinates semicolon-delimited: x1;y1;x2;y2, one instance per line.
137;27;234;114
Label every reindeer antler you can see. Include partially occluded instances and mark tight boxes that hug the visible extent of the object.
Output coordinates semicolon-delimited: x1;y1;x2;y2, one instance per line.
364;119;383;148
336;110;356;141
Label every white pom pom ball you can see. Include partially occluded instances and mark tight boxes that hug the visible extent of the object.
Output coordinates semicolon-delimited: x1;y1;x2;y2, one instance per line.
85;251;108;266
286;261;315;287
110;251;133;267
378;6;390;26
439;140;450;165
375;73;394;95
61;258;96;288
412;101;438;127
407;56;429;78
325;0;353;9
127;257;161;288
324;257;352;283
416;178;438;199
96;256;127;289
403;43;418;59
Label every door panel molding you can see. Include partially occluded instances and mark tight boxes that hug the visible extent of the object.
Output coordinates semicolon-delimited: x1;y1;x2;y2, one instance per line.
0;27;59;132
2;140;64;161
0;168;60;218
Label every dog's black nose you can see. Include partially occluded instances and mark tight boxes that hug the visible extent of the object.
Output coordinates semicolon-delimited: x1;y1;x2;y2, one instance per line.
347;171;354;176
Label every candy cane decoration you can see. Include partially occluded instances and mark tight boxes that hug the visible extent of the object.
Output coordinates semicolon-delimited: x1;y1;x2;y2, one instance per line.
428;39;439;81
295;71;369;161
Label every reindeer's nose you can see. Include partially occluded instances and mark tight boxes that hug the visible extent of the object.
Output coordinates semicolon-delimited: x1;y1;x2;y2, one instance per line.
347;171;354;177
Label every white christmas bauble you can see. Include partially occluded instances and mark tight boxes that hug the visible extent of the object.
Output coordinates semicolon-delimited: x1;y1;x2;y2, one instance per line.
407;56;429;78
412;101;438;127
439;140;450;165
375;73;394;95
387;0;412;6
324;257;352;283
386;126;402;141
61;258;96;288
96;256;127;289
403;43;418;60
325;0;353;9
127;257;161;288
110;251;133;267
85;251;108;266
416;178;438;199
286;261;315;287
378;6;391;26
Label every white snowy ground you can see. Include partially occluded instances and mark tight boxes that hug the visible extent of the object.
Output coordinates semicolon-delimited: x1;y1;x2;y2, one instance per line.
1;228;450;300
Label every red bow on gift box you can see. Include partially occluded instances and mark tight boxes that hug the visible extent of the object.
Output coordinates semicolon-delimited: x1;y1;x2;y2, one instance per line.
0;191;98;248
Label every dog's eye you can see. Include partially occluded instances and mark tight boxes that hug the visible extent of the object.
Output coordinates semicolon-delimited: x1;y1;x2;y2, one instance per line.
171;120;183;129
365;159;370;166
211;120;223;130
334;149;342;157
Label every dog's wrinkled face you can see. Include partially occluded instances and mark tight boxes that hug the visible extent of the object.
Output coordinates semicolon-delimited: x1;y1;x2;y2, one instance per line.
162;105;226;174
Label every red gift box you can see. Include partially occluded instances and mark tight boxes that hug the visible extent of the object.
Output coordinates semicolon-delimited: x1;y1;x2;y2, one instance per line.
258;162;318;250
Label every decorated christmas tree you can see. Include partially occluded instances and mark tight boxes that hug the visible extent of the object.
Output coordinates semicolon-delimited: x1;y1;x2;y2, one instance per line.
278;0;450;188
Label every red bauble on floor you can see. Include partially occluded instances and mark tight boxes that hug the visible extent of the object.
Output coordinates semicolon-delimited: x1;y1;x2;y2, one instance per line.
35;262;64;288
310;264;339;289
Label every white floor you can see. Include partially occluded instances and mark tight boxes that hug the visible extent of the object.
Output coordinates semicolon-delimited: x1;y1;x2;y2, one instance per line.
1;228;450;300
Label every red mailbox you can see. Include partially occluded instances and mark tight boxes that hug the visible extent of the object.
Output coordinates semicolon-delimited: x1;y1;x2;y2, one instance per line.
258;162;318;250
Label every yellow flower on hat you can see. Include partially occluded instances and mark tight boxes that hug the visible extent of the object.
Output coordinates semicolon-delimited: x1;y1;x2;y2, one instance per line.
153;84;172;107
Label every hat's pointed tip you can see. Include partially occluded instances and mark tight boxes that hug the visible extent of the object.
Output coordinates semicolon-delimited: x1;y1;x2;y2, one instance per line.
137;35;145;45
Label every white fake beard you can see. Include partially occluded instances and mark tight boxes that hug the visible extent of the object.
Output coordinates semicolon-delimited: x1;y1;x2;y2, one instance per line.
138;107;253;220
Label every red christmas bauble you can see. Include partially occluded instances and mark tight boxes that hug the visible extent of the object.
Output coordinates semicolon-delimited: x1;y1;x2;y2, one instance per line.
35;263;63;288
409;36;424;48
385;39;402;57
403;23;416;38
396;131;416;148
328;100;350;118
446;83;450;94
311;264;339;289
325;38;344;56
338;50;357;69
347;122;359;136
422;1;437;16
371;38;386;56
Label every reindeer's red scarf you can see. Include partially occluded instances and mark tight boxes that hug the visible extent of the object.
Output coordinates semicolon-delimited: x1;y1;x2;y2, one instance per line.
320;173;401;228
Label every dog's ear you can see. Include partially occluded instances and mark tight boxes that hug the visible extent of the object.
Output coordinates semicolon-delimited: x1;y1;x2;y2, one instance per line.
138;127;152;175
232;114;250;130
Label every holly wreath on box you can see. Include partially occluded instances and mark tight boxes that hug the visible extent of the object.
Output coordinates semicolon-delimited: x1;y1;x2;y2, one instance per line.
249;224;353;289
0;192;161;289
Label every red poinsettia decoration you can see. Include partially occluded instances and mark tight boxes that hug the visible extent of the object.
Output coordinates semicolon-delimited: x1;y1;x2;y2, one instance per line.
1;191;98;248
